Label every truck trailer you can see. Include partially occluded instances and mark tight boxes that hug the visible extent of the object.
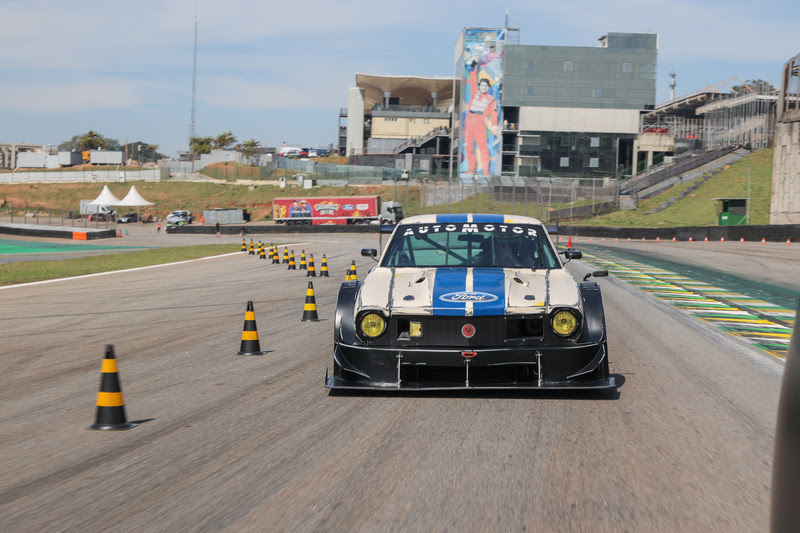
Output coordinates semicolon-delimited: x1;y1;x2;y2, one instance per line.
272;196;403;225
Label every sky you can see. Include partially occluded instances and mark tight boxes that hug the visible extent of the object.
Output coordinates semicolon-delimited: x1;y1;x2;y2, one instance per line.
1;0;797;158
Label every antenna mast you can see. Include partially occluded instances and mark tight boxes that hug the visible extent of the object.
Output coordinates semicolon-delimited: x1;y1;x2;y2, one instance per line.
190;14;197;145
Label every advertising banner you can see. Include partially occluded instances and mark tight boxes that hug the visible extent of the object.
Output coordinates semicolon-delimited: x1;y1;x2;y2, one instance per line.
458;29;505;183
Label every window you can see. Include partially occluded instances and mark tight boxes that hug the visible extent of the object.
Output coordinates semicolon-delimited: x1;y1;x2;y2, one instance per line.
592;88;602;98
423;118;430;123
410;118;416;123
590;137;600;147
590;158;599;168
623;63;633;73
560;157;569;167
385;118;397;122
561;136;570;146
564;61;574;72
527;60;535;70
526;87;535;96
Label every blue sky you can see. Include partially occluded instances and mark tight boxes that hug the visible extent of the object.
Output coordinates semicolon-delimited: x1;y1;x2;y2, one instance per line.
0;0;796;158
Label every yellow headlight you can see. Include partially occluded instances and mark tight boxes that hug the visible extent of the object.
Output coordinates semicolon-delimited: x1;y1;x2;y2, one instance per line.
552;310;578;337
360;313;386;338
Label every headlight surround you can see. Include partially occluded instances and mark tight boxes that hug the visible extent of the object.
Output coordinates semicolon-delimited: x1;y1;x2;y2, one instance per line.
551;309;579;337
358;311;387;339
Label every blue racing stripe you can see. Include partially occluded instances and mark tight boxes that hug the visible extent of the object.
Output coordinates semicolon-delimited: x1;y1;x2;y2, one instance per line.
432;268;468;316
472;269;506;316
436;214;469;223
472;214;504;223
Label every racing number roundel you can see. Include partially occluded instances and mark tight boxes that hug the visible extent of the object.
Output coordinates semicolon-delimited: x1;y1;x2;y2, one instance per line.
462;324;476;338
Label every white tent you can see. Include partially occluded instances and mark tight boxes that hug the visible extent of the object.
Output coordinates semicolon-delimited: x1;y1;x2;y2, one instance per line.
117;186;154;206
115;185;155;222
87;185;122;205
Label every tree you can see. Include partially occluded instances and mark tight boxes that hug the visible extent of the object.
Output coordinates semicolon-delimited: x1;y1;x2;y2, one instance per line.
731;79;776;95
236;139;259;158
58;131;121;152
213;130;237;150
190;136;213;154
127;141;166;163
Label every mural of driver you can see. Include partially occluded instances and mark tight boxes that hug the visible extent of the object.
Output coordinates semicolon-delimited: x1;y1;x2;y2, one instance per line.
463;51;499;177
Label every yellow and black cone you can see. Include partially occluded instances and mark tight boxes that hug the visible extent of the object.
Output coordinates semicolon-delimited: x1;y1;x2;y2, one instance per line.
320;254;330;277
241;239;247;252
299;250;307;270
87;345;138;431
272;246;280;264
307;254;317;277
301;281;320;322
249;239;255;255
236;301;267;355
282;247;289;264
288;250;297;270
347;260;358;281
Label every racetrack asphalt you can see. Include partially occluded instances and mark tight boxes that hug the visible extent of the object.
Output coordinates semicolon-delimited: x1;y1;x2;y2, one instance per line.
1;225;797;530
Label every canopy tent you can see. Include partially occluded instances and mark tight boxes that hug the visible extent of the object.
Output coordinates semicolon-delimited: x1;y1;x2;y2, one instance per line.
87;185;122;206
116;186;154;206
115;185;156;223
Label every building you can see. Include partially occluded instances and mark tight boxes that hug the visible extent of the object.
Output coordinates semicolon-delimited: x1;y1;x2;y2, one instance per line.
771;52;800;224
341;28;658;178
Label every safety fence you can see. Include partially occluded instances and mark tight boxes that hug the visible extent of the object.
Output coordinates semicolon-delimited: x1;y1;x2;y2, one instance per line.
0;168;164;184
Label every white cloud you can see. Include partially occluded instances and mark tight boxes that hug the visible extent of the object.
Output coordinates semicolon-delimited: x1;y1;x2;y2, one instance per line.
0;78;152;113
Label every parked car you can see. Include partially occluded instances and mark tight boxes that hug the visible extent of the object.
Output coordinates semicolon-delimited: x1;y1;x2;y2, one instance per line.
315;148;331;157
308;149;318;157
117;213;140;223
325;213;613;391
167;210;194;224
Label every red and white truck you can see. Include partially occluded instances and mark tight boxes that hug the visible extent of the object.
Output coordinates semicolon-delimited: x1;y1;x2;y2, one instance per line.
272;196;403;225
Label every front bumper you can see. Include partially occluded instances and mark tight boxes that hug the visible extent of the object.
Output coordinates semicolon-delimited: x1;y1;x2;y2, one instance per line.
325;341;615;390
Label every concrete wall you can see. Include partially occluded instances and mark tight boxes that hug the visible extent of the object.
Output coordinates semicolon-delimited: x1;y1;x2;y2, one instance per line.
771;121;800;224
346;87;365;156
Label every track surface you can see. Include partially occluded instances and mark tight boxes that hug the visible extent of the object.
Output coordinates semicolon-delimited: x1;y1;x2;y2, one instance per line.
1;232;795;531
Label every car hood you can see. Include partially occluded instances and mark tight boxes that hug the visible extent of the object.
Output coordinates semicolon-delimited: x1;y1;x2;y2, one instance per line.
357;267;581;317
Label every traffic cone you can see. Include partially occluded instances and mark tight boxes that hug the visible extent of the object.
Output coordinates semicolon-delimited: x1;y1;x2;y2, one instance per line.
567;236;573;248
282;247;289;264
299;250;307;270
301;281;320;322
689;236;693;242
740;237;745;243
720;237;725;243
672;236;676;242
704;236;708;242
347;260;358;281
656;236;660;242
249;239;255;255
307;254;317;277
236;301;267;356
787;239;792;246
241;239;247;252
320;254;330;277
761;238;766;244
588;238;592;242
641;237;645;242
601;238;605;243
288;250;297;270
117;229;122;238
87;345;138;431
272;246;280;264
614;238;618;242
259;243;266;259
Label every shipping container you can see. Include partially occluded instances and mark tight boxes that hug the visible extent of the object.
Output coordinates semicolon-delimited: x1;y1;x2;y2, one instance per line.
89;150;124;165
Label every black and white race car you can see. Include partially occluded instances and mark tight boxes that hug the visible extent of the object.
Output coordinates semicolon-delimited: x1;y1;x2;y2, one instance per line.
326;214;614;391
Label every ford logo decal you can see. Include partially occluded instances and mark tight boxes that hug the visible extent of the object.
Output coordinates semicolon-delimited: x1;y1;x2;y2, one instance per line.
439;291;498;303
342;204;355;210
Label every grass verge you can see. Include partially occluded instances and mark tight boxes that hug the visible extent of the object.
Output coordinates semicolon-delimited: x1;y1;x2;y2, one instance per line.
0;244;239;287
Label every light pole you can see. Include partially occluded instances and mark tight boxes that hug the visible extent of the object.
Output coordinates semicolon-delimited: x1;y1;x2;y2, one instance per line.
138;145;142;166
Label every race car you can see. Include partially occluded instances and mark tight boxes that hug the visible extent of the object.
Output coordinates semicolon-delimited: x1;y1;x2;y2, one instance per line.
326;214;614;391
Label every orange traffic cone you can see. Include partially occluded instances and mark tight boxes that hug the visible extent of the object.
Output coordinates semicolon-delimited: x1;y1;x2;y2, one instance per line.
787;239;792;246
704;236;709;242
567;236;573;248
614;237;618;242
87;345;138;431
689;236;693;242
720;237;725;243
288;250;297;270
301;281;320;322
656;236;660;242
236;301;267;355
672;236;676;242
740;237;745;243
761;238;766;244
299;250;307;270
307;254;317;277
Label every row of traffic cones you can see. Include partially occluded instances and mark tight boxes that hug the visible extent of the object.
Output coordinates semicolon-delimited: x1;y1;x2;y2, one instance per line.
87;283;324;430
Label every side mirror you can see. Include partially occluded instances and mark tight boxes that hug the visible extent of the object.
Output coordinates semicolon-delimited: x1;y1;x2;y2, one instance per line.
563;250;582;260
582;270;608;282
361;248;378;261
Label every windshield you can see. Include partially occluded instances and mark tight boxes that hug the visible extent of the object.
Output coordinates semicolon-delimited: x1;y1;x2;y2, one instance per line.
381;222;561;269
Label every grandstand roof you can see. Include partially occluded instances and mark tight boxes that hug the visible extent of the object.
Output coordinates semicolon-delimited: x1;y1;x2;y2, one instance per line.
355;73;455;110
